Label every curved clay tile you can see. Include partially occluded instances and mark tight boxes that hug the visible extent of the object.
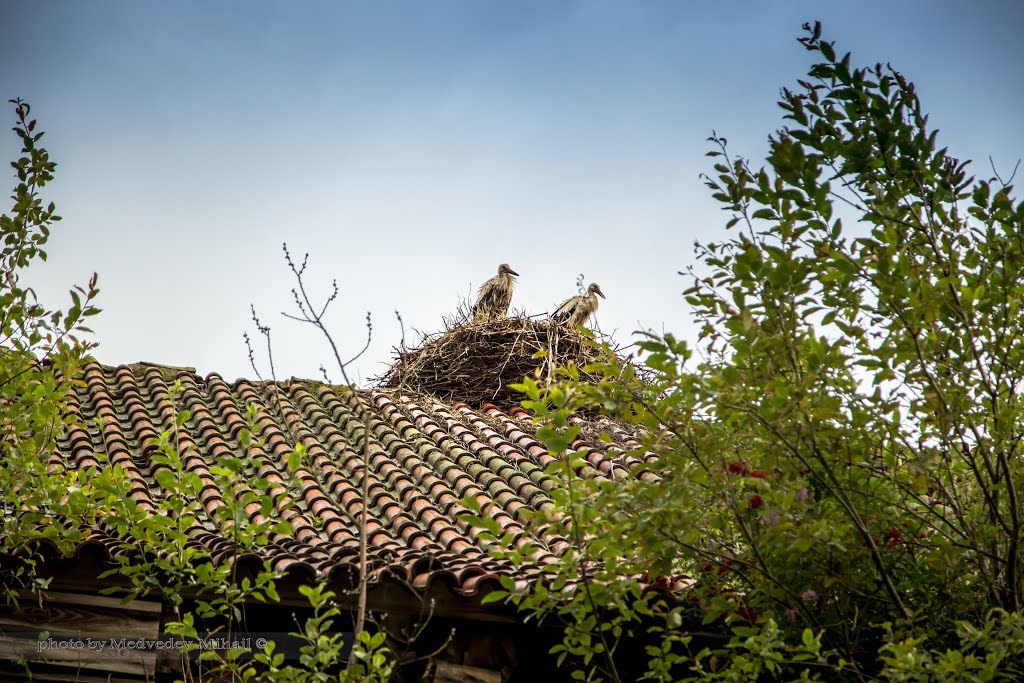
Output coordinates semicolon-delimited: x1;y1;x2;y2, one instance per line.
48;362;665;603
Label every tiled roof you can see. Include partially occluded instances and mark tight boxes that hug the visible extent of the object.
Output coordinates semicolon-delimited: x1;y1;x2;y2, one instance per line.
49;362;668;604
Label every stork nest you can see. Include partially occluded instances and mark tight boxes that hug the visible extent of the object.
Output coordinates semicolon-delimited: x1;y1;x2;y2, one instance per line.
377;316;604;407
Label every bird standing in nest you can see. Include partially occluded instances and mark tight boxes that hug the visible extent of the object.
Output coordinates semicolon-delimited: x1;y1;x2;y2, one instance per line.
472;263;519;321
552;282;605;328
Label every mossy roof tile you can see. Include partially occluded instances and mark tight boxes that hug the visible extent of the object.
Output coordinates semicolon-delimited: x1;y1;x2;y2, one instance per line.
51;362;658;599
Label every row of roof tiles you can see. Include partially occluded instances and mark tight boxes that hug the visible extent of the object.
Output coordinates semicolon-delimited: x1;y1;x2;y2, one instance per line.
48;362;663;598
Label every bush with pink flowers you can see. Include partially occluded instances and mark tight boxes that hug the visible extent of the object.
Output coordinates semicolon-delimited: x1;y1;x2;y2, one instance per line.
481;21;1024;682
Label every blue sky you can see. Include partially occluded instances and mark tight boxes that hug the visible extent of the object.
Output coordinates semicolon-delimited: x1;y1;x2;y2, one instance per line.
2;1;1022;383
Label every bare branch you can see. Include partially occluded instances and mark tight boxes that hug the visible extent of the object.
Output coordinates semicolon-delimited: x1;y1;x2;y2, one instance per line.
271;241;380;662
395;310;407;353
291;287;308;319
990;155;1021;188
344;312;373;368
278;241;370;386
243;332;263;382
248;304;276;381
317;279;338;319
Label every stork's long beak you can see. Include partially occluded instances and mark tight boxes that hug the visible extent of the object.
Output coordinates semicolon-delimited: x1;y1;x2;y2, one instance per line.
596;288;606;299
508;268;520;277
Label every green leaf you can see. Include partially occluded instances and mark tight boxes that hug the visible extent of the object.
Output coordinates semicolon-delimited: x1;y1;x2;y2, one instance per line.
480;590;508;605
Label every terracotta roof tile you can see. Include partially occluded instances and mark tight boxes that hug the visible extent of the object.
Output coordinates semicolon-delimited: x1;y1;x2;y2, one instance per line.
49;362;658;599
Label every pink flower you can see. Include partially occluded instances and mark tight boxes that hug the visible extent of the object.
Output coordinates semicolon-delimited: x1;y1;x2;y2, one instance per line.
795;487;809;501
727;461;749;476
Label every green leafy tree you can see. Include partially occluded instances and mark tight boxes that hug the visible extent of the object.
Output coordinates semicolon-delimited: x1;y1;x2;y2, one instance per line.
0;101;397;683
0;98;100;587
489;22;1024;681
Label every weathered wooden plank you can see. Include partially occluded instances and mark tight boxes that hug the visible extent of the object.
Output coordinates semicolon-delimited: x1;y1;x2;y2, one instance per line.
0;590;164;678
0;667;148;683
0;633;158;677
19;590;163;615
0;593;161;639
38;565;520;624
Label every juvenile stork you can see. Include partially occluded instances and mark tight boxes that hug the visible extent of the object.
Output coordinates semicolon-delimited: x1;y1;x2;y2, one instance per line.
552;282;605;328
472;263;519;321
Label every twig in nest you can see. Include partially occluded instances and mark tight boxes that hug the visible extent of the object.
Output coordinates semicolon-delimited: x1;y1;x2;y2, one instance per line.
376;317;603;407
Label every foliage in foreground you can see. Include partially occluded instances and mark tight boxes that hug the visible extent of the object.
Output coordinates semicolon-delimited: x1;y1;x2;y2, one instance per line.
484;22;1024;681
0;98;100;586
0;100;396;682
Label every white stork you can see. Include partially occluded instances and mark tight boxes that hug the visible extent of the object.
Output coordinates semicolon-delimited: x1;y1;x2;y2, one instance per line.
472;263;519;321
552;282;605;328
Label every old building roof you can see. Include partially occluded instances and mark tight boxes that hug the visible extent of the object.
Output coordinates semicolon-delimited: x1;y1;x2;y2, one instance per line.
49;361;669;607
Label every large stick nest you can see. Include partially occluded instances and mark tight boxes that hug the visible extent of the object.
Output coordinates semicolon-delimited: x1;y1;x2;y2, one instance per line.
378;316;603;407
